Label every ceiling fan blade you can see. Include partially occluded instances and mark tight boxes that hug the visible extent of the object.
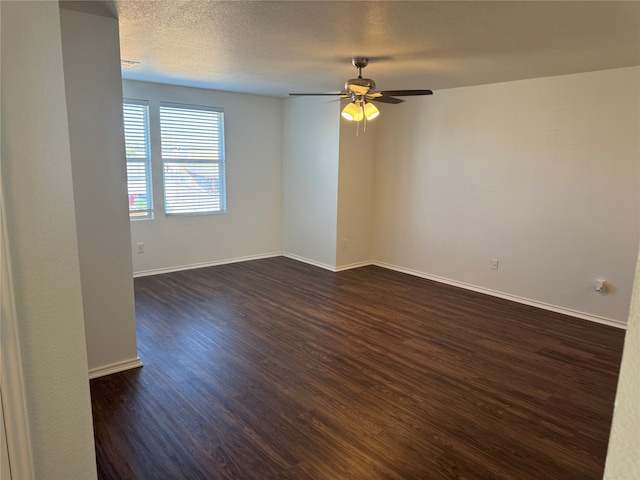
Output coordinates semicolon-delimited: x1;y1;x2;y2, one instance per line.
288;93;348;97
377;90;433;96
369;96;404;104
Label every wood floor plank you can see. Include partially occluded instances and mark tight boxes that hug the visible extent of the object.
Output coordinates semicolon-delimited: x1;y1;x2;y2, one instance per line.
91;257;625;479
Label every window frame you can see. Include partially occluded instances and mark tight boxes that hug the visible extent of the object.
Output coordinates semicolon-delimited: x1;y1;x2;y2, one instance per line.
159;102;227;217
123;99;153;220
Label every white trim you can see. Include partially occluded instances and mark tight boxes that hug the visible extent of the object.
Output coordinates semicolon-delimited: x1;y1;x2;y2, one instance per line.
133;252;281;278
373;261;627;330
281;252;336;272
89;357;143;380
335;260;374;272
135;252;627;329
1;187;36;479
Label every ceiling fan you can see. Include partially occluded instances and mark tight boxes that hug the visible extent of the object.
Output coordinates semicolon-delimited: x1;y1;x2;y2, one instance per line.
289;57;433;122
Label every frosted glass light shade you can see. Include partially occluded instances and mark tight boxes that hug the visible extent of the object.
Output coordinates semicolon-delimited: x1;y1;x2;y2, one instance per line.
341;102;364;121
341;101;379;121
364;102;379;120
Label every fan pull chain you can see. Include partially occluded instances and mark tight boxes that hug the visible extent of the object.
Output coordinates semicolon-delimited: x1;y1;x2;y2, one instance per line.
362;102;366;133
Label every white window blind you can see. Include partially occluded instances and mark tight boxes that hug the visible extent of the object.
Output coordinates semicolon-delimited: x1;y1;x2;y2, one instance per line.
123;100;153;219
159;103;226;216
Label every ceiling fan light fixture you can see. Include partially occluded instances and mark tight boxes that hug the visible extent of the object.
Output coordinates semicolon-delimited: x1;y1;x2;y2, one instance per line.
290;57;432;130
341;102;364;121
364;102;379;120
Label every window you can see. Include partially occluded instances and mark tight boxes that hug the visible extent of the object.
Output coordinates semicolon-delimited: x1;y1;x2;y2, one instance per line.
123;100;153;219
159;103;226;216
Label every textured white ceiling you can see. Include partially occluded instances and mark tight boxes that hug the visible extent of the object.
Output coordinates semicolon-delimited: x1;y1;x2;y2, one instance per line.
105;1;639;97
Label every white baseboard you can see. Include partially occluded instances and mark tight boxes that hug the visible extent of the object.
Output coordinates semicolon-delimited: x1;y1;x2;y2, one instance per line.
282;252;336;272
373;261;627;330
89;357;143;380
134;253;627;329
335;260;374;272
282;253;373;273
133;252;282;278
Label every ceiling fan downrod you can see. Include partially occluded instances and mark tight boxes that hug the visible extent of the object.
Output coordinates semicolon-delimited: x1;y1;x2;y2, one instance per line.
352;57;369;78
288;57;433;130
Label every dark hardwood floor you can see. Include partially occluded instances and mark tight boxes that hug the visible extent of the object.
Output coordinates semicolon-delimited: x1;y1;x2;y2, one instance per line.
91;257;625;479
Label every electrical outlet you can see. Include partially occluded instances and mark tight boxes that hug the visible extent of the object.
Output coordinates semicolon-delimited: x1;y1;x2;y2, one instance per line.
342;239;348;249
491;258;499;270
137;242;145;254
594;279;607;293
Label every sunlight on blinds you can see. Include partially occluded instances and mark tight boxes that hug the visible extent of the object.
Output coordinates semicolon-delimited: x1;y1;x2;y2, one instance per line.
123;101;153;219
159;104;226;215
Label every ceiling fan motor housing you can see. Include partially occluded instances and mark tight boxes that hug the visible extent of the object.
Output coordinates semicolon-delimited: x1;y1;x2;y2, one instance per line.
288;56;432;108
345;77;376;96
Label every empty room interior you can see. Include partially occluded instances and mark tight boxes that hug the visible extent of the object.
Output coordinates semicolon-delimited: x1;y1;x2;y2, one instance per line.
2;1;640;479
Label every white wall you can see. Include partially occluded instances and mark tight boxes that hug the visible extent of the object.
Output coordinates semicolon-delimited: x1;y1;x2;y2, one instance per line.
60;9;140;376
605;249;640;477
373;67;640;324
123;81;283;274
1;399;9;480
1;2;97;478
282;97;341;269
336;113;378;269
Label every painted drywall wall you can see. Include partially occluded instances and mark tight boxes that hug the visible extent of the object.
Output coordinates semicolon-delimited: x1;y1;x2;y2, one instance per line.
282;97;341;269
604;249;640;477
123;80;283;274
336;113;378;269
1;398;9;479
0;2;97;478
373;67;640;324
60;9;140;375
